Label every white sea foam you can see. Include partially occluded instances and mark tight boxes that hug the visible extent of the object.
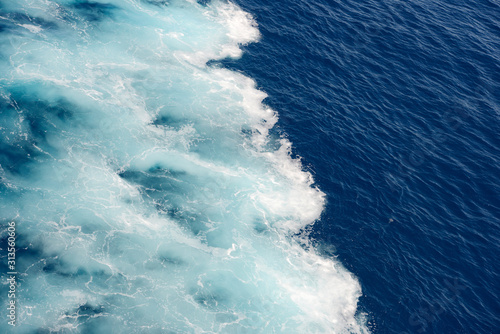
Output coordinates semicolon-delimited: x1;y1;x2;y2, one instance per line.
0;0;368;333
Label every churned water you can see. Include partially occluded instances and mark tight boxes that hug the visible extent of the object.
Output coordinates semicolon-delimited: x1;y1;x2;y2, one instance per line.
0;0;367;333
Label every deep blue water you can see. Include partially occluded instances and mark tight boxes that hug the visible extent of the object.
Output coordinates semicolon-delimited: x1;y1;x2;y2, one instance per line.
224;0;500;333
0;0;499;333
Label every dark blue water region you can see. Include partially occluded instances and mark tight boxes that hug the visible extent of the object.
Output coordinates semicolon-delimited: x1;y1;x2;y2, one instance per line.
218;0;500;333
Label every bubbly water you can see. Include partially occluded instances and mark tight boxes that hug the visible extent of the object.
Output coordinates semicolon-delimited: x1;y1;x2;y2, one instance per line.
0;1;368;332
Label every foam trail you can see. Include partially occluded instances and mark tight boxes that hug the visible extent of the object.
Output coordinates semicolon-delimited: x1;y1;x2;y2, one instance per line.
0;0;368;332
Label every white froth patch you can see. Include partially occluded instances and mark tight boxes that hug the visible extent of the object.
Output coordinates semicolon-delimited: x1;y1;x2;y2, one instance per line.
212;0;260;57
178;0;260;65
207;67;277;147
20;24;43;33
247;139;325;232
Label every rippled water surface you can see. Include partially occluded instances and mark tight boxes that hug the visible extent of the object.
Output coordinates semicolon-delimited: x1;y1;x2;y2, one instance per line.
1;0;499;333
225;0;500;333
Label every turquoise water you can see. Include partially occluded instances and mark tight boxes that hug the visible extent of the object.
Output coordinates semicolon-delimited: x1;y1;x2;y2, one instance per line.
2;0;499;333
0;1;368;332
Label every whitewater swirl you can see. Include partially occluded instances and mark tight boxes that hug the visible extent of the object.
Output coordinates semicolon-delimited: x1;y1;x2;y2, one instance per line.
0;0;367;332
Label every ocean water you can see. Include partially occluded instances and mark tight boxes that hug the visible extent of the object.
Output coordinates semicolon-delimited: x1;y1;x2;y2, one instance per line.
0;1;498;334
0;0;366;333
221;0;500;333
